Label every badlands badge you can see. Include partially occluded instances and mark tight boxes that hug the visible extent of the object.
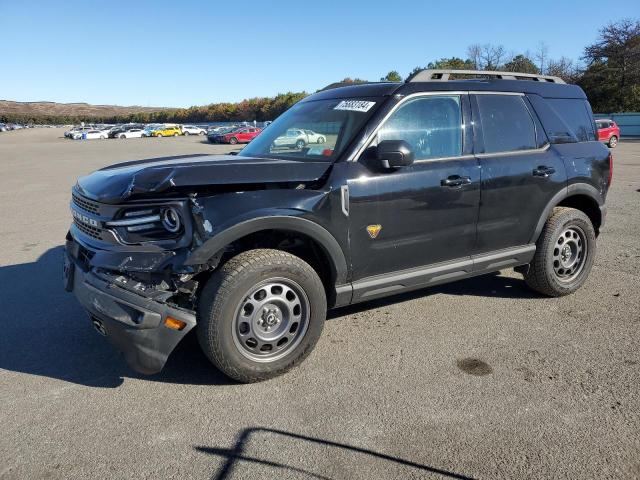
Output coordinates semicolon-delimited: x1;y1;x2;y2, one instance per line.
366;224;382;239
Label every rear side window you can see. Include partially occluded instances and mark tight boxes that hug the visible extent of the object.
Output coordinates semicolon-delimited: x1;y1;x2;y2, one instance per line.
476;95;537;153
546;98;596;142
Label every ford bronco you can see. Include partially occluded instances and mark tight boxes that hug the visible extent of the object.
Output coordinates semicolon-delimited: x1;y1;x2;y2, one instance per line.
65;69;611;382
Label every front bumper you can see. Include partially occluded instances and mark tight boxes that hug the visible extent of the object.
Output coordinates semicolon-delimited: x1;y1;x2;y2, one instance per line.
66;247;196;374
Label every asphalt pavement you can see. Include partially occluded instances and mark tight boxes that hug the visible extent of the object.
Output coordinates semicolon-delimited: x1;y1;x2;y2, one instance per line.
0;128;638;479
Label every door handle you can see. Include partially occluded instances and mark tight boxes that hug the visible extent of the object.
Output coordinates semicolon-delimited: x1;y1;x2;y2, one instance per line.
532;165;556;177
441;175;471;187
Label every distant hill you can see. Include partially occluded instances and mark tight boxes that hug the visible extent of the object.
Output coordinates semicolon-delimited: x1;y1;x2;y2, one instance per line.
0;100;171;119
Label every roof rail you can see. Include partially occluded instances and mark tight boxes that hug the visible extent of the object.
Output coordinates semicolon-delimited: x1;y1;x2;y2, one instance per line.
408;69;565;84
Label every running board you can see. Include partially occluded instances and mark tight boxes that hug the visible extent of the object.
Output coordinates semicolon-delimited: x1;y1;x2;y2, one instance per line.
350;245;535;303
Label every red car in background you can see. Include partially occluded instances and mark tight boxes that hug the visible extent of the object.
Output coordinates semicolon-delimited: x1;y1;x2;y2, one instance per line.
596;119;620;148
219;127;262;145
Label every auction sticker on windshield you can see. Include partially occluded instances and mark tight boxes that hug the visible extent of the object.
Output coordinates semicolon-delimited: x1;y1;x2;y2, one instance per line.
334;100;376;112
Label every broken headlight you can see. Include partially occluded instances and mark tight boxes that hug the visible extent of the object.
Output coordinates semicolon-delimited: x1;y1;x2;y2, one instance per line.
106;205;185;243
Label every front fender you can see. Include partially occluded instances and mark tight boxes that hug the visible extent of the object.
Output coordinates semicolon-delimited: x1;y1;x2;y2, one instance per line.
184;213;348;286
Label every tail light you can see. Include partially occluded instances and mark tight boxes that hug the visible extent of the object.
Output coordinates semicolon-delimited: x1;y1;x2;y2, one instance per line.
608;152;613;186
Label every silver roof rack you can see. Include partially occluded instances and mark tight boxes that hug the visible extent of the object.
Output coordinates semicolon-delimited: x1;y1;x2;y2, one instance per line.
408;69;565;84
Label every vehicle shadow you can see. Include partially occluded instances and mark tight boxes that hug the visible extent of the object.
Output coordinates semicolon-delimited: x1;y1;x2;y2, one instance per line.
0;246;233;388
0;246;540;388
195;426;475;480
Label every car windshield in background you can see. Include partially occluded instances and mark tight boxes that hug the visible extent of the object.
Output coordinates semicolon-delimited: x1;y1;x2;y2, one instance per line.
239;98;382;161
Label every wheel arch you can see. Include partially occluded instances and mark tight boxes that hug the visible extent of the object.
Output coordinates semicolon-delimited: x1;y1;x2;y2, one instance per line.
531;183;604;243
185;216;350;306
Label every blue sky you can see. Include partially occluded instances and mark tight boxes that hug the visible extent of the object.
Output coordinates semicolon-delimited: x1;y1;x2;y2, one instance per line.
0;0;635;107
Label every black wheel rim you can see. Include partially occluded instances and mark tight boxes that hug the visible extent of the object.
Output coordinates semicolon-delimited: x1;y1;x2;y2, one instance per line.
552;226;587;282
232;278;310;362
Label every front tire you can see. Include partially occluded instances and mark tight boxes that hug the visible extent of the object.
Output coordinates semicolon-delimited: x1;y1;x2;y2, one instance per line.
229;137;238;145
608;135;618;148
197;249;326;383
524;207;596;297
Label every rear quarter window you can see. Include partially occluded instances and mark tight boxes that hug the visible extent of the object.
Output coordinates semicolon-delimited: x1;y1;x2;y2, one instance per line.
545;98;596;142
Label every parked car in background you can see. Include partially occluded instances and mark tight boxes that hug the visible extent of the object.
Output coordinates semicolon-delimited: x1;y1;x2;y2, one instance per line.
108;124;144;138
596;119;620;148
65;126;95;138
72;129;108;140
273;128;327;149
153;125;182;137
207;126;240;143
117;128;144;139
182;125;207;136
142;125;161;137
216;126;262;144
208;125;238;133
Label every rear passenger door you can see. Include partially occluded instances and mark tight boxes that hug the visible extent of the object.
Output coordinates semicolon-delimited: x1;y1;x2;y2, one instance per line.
472;93;567;253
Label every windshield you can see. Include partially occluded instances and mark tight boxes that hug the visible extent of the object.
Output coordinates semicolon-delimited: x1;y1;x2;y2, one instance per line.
239;97;382;161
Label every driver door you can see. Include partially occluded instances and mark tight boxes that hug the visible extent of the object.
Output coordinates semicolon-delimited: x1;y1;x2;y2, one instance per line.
347;93;481;293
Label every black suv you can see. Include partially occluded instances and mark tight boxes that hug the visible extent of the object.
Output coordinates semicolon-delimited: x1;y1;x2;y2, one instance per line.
64;70;612;382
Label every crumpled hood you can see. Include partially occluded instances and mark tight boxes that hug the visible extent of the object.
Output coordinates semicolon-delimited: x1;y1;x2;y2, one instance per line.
75;154;332;203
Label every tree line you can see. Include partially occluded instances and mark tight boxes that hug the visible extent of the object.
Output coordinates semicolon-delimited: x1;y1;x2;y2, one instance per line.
2;18;637;125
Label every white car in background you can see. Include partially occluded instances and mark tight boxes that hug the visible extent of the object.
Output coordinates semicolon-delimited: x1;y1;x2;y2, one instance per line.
181;125;207;135
272;128;326;149
65;126;95;138
117;128;144;139
71;129;108;140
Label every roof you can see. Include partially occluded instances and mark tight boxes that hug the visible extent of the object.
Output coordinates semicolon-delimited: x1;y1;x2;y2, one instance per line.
306;77;586;101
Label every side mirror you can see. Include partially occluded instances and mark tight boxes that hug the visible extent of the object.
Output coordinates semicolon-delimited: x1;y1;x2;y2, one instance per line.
376;140;415;169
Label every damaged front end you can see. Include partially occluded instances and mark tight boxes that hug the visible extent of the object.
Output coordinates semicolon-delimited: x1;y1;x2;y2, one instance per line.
65;154;334;374
65;190;218;374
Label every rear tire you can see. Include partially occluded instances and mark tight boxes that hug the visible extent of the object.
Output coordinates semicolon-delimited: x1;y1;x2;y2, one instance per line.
184;131;190;136
197;249;326;383
229;137;238;145
524;207;596;297
608;135;618;148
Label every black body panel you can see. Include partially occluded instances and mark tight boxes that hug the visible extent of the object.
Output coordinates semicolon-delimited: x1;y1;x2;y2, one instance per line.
76;154;332;203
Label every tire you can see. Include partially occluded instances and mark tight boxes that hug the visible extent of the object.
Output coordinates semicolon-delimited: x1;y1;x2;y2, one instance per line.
184;131;190;136
119;134;126;139
229;137;238;145
199;131;205;135
197;249;327;383
174;132;179;137
524;207;596;297
100;135;105;139
295;139;306;149
317;136;325;144
608;135;618;148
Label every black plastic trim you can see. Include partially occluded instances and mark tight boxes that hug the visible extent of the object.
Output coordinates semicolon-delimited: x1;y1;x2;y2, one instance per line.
350;245;535;304
185;215;349;286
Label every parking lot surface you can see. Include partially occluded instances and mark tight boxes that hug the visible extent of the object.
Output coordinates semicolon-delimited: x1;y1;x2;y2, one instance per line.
1;128;639;479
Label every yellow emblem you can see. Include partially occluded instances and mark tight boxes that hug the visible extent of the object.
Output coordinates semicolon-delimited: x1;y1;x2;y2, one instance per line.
366;224;382;239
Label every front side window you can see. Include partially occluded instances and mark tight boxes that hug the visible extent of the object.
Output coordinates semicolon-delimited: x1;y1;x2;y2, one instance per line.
476;95;537;153
376;95;463;160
